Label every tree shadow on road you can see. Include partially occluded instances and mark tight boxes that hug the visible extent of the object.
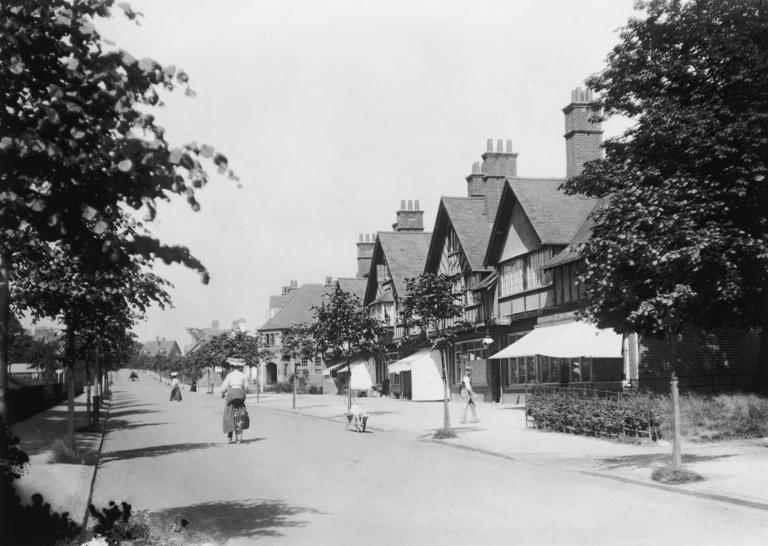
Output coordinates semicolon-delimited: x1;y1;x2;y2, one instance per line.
596;452;733;470
106;420;172;432
151;499;324;540
99;442;220;462
106;409;161;419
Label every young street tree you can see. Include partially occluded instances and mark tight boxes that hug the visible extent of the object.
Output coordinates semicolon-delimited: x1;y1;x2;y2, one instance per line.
0;1;237;419
186;331;272;390
562;0;768;393
310;286;384;411
402;273;463;437
281;323;318;409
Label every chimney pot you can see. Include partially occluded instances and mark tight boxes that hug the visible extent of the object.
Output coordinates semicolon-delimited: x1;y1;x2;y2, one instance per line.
414;199;420;210
486;138;493;152
358;233;363;242
407;199;412;210
506;139;512;153
497;138;503;152
400;199;405;210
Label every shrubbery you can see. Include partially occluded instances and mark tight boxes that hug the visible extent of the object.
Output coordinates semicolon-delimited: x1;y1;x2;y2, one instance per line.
652;393;768;442
527;389;660;440
1;417;81;545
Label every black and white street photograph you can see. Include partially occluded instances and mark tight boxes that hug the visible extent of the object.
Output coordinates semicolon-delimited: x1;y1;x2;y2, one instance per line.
2;1;768;544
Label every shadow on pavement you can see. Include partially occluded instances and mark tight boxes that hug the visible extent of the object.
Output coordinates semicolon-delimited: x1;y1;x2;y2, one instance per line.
106;420;172;432
596;452;733;470
100;442;220;462
106;409;161;419
152;500;324;540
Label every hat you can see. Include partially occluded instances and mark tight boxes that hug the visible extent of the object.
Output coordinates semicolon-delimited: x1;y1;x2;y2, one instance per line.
464;366;472;372
226;357;245;367
170;372;178;377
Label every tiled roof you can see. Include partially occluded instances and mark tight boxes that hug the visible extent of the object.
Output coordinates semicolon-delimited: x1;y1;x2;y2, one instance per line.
336;277;367;302
268;294;293;309
543;198;603;269
141;340;180;357
259;284;332;331
508;178;596;245
440;197;493;271
378;232;433;297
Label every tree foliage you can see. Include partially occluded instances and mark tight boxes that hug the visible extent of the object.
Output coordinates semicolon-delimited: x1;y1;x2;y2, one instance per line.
0;0;237;272
309;286;384;365
402;273;464;346
281;323;317;366
561;0;768;390
185;331;272;376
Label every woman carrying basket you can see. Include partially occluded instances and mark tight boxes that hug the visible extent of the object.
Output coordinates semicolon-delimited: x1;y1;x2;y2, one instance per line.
220;358;248;443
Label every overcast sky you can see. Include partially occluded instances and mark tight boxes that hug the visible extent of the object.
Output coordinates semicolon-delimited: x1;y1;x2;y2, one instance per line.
40;0;640;350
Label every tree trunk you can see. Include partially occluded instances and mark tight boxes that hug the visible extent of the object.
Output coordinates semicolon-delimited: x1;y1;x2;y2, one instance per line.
65;319;76;449
440;345;452;434
0;250;10;421
756;278;768;395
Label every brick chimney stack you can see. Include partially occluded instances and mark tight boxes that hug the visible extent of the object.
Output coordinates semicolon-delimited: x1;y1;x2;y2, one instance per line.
356;233;375;278
468;138;516;224
392;200;424;232
563;87;603;178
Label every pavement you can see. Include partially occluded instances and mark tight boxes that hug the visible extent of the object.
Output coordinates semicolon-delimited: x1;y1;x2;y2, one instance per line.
8;370;768;536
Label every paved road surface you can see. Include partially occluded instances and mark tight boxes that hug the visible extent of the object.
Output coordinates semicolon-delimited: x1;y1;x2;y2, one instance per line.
90;371;767;545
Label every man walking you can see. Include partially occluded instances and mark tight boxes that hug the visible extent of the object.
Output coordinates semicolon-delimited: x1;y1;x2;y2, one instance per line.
459;365;479;424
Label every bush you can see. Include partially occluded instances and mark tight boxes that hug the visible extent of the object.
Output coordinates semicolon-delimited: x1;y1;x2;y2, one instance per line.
651;466;703;484
1;418;81;545
527;389;661;440
652;393;768;442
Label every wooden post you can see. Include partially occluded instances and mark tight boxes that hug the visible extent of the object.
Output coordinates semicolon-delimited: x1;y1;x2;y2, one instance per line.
292;362;297;410
671;372;682;470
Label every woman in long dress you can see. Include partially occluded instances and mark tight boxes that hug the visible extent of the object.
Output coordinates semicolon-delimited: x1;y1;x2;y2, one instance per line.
220;358;248;442
169;372;182;401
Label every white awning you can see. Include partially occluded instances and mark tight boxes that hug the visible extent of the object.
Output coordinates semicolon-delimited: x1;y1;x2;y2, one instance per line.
387;349;431;374
322;362;348;377
489;321;623;359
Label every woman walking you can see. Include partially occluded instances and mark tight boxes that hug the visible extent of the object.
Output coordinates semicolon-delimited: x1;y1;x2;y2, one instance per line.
220;358;248;443
169;372;183;402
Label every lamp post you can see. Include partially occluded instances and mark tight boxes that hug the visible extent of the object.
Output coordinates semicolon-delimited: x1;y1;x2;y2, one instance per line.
482;333;496;403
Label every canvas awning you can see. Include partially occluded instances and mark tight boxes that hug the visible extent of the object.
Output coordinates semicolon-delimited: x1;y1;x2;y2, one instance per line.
387;349;431;374
322;362;348;377
489;321;623;359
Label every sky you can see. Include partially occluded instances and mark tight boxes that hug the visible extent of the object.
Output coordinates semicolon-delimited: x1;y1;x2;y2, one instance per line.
29;0;640;350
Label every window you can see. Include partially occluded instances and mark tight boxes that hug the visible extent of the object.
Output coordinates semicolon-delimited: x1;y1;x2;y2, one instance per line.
499;249;554;298
314;358;322;373
454;340;486;383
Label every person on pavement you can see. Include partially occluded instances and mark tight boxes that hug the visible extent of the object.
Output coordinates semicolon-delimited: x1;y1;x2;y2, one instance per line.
460;365;479;424
169;372;182;402
220;358;248;443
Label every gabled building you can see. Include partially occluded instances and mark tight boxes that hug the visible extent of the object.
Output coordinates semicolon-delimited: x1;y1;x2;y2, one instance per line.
141;337;182;358
258;280;335;388
363;200;432;393
266;280;299;320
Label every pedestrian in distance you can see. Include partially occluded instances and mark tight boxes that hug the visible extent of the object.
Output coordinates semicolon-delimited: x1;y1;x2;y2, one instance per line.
220;358;248;443
459;365;479;424
169;372;183;402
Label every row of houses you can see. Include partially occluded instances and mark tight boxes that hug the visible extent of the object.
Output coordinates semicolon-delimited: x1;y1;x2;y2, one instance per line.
258;87;760;401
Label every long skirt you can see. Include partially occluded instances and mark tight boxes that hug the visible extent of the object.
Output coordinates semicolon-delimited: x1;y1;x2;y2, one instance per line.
169;385;182;401
222;388;246;434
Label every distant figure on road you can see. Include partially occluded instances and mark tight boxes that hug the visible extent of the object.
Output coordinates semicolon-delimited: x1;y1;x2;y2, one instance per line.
220;358;248;443
190;379;197;392
459;365;479;424
169;372;182;402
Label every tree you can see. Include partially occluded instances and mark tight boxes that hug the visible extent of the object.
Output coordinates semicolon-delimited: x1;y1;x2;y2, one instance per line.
403;273;464;437
561;0;768;392
185;331;272;391
13;241;170;445
281;323;318;408
309;286;384;411
0;0;237;419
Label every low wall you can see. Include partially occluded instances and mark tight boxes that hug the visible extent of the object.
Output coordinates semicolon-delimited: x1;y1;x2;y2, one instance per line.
8;382;84;424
